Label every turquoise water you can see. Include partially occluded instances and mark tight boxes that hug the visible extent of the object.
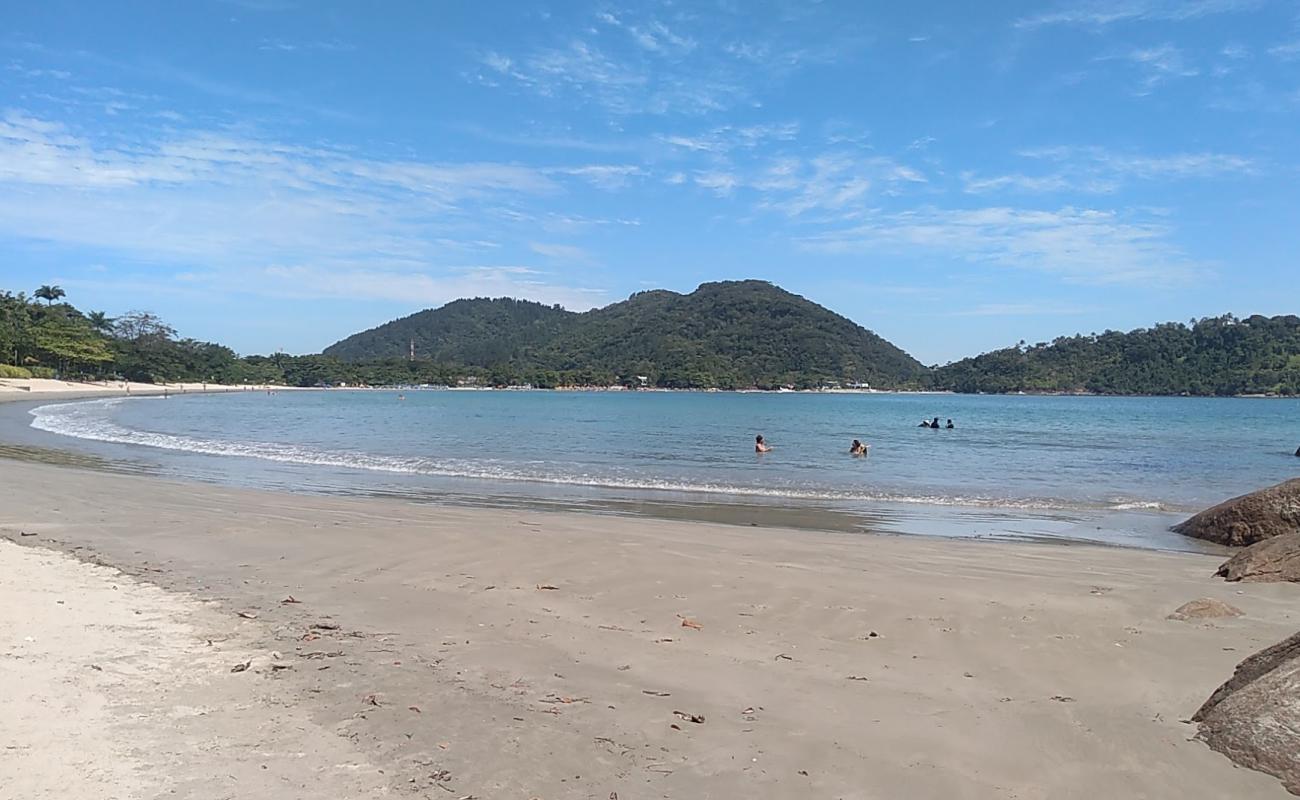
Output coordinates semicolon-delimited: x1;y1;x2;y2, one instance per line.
19;390;1300;549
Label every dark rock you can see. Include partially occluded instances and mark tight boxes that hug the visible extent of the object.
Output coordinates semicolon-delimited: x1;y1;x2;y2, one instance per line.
1216;533;1300;583
1172;479;1300;546
1167;598;1243;621
1193;631;1300;795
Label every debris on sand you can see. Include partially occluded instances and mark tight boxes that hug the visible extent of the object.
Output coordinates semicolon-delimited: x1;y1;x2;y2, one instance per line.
673;710;705;724
280;595;302;604
230;660;252;673
678;616;703;630
310;620;341;631
236;610;258;619
537;584;559;591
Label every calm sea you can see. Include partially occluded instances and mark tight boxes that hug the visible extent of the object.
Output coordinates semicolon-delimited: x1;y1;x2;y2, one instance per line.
16;390;1300;551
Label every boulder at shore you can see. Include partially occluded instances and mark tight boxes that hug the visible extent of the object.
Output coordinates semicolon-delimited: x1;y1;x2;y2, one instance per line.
1173;478;1300;546
1193;631;1300;795
1216;532;1300;583
1167;598;1244;621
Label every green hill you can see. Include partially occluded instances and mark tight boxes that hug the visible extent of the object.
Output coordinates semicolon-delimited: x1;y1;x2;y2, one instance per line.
323;280;926;389
322;297;572;366
930;314;1300;396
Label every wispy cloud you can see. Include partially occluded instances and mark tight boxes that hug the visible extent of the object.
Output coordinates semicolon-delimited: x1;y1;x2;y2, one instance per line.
529;242;595;264
1120;43;1199;92
950;302;1097;317
657;122;799;153
0;111;613;306
257;38;355;53
549;164;643;190
799;206;1203;285
476;38;746;115
259;265;607;309
596;11;696;55
1269;39;1300;60
1017;0;1264;29
962;146;1256;194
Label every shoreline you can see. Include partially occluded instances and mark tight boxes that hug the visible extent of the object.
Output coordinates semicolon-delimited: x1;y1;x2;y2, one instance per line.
0;378;292;405
0;394;1215;554
1;459;1295;798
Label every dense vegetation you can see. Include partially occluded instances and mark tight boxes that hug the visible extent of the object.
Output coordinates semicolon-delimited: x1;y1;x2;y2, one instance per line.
4;283;1298;395
930;315;1300;396
325;280;926;389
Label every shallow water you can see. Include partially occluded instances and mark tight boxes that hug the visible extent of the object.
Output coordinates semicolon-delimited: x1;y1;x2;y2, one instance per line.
13;390;1300;551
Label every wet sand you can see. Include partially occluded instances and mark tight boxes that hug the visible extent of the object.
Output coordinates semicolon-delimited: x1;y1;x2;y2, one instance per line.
1;459;1296;799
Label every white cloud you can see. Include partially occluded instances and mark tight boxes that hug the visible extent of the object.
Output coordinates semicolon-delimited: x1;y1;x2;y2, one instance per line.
799;206;1203;285
1017;0;1264;29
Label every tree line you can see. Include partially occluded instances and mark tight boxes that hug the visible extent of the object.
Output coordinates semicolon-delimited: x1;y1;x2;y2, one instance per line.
4;284;1298;395
929;314;1300;396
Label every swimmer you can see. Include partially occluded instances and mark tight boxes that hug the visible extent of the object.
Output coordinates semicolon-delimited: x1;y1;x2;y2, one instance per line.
755;434;772;453
849;439;869;455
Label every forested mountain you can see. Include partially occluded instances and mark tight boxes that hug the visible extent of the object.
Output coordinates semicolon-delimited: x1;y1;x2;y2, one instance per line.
325;280;926;389
930;315;1300;396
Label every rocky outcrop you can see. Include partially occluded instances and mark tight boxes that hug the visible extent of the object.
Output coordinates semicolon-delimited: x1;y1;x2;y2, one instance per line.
1167;598;1243;621
1172;479;1300;546
1216;533;1300;583
1194;631;1300;795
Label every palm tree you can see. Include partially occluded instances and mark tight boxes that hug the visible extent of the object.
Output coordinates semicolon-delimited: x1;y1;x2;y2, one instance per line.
34;285;66;305
86;310;115;334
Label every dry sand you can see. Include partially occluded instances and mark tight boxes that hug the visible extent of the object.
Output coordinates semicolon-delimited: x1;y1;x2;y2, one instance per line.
1;459;1297;799
0;378;276;405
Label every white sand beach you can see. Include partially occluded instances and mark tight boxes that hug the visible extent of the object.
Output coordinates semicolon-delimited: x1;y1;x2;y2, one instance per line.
0;378;279;404
1;458;1296;798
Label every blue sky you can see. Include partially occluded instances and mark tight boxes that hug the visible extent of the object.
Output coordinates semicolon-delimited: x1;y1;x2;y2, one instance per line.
2;0;1297;364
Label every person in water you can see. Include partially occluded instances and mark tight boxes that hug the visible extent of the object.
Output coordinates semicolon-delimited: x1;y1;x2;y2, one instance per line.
850;439;869;455
755;434;772;453
930;416;941;429
945;419;955;429
918;419;931;428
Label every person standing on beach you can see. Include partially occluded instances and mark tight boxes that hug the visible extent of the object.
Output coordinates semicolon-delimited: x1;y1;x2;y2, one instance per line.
755;434;772;453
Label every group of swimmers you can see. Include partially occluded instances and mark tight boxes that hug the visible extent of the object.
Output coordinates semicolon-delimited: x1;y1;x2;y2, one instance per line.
919;417;955;429
754;434;871;456
755;418;957;456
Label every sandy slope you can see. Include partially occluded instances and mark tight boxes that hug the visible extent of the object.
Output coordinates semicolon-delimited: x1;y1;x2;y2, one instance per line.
0;459;1297;799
